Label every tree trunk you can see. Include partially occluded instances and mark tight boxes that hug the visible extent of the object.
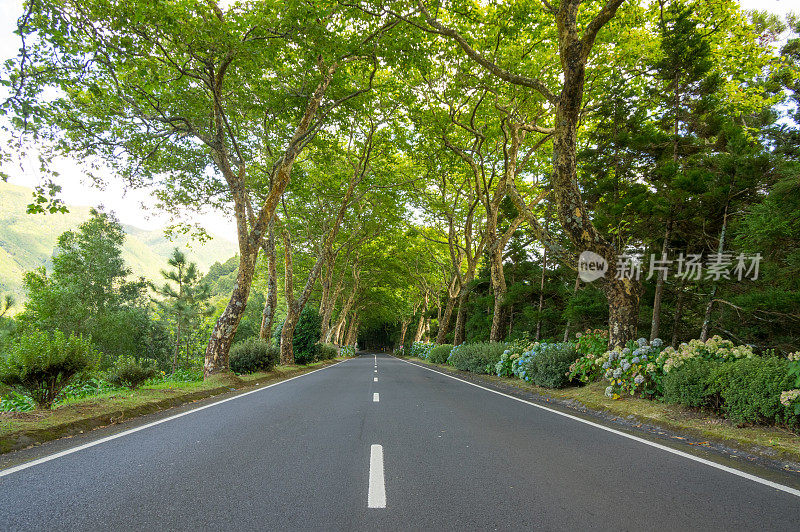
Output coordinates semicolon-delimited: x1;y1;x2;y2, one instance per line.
605;277;640;348
320;278;343;344
453;286;469;346
563;274;580;342
260;220;278;342
413;294;428;343
278;227;326;364
280;312;298;366
489;247;507;342
318;247;338;342
399;319;409;348
436;293;458;344
204;251;257;375
345;315;359;346
671;276;687;348
330;272;359;344
700;204;729;341
650;221;671;341
535;248;547;341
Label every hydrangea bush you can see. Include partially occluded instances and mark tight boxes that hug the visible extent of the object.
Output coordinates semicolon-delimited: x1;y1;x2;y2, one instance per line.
567;329;609;384
656;335;754;373
511;342;577;388
410;342;435;359
340;345;356;358
597;335;755;400
494;350;518;377
600;337;667;399
492;337;537;377
575;329;608;357
784;352;800;415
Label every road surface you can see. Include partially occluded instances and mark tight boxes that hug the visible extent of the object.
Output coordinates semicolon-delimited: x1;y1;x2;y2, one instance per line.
1;354;799;530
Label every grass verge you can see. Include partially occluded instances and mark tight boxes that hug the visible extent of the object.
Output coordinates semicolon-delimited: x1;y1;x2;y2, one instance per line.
407;357;800;464
0;358;343;455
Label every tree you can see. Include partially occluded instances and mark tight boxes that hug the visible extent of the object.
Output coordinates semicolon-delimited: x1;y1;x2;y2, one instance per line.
18;209;154;359
152;249;213;373
5;0;394;376
397;0;642;346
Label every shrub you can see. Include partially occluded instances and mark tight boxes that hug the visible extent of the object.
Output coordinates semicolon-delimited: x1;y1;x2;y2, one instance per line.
106;356;158;389
574;329;608;357
340;345;356;357
428;344;453;364
393;346;405;357
656;335;754;373
493;337;540;377
229;338;279;374
709;357;797;425
409;342;434;359
314;343;338;361
292;307;323;362
448;342;505;373
494;351;516;377
0;329;98;408
596;337;668;399
512;342;577;388
662;359;720;408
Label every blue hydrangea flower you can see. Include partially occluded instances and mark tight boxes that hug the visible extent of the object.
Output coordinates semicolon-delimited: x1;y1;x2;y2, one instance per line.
622;362;631;371
634;374;645;385
622;348;631;355
651;338;663;348
631;357;640;364
602;362;610;369
637;338;647;347
613;368;622;378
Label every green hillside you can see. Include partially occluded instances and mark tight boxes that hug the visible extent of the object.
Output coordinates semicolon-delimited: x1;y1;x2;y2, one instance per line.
0;181;237;299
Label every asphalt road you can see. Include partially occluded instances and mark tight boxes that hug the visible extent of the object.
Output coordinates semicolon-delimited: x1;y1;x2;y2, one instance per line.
1;353;799;531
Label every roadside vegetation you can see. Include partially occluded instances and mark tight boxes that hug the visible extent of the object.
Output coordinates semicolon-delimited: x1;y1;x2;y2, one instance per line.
0;213;357;417
399;331;800;458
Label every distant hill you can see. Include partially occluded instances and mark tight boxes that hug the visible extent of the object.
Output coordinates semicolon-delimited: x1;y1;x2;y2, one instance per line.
0;181;238;300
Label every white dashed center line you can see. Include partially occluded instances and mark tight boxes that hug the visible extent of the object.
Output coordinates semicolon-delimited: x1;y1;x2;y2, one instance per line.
374;377;378;382
368;444;386;508
373;393;380;402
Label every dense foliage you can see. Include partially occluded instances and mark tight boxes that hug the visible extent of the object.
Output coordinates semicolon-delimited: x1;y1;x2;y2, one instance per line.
0;329;98;408
106;357;159;389
229;339;279;375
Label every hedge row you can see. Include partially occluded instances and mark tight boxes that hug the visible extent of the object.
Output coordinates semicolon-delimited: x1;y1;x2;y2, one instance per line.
399;332;800;429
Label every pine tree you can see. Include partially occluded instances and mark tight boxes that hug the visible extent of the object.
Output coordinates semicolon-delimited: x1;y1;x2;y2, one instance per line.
153;249;212;373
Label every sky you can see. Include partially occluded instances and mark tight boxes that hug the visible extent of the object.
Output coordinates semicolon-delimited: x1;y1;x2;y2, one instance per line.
0;0;796;245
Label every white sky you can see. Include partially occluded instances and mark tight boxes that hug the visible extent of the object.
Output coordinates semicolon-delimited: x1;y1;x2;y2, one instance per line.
0;0;795;245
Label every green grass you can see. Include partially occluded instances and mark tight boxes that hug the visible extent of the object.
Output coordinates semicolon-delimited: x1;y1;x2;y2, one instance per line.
0;358;343;453
408;357;800;463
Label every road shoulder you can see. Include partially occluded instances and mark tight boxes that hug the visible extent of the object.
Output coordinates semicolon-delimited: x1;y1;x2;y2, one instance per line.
401;356;800;482
0;358;345;458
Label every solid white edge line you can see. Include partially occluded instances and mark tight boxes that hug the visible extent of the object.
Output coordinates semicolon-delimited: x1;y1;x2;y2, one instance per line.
395;356;800;499
368;444;386;508
0;359;350;479
373;392;380;402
